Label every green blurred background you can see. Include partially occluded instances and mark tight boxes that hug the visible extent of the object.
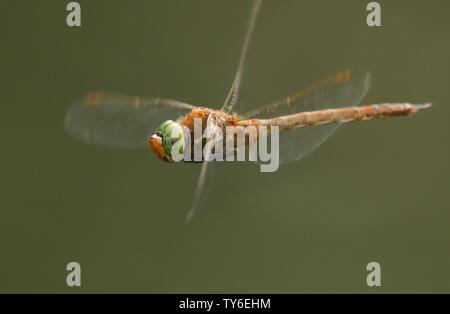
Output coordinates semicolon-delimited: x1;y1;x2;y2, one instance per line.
0;0;448;293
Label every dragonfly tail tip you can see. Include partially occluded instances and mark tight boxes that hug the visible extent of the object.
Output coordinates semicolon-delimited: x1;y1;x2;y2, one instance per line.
412;103;432;110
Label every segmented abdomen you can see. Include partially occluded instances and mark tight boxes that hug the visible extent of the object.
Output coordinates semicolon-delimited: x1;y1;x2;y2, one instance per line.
237;103;431;131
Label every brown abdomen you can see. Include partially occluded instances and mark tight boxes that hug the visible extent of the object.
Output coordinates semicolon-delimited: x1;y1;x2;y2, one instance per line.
238;103;431;131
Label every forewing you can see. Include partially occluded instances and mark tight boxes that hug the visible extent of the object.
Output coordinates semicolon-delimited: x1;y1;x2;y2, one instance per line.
64;92;197;149
221;0;262;115
186;0;262;220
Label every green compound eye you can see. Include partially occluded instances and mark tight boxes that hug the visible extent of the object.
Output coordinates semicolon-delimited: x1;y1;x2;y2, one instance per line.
155;120;185;160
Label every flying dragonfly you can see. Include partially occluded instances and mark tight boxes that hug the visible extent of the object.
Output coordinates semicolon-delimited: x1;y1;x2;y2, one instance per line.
64;0;430;221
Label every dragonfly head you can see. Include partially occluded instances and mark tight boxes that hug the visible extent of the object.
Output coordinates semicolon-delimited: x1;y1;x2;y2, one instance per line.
149;120;185;163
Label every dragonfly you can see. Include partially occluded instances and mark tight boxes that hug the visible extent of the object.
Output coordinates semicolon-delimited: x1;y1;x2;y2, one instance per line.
64;0;430;221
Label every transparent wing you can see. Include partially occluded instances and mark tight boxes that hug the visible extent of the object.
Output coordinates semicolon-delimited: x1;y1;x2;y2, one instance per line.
186;115;218;222
186;0;262;221
221;0;262;115
245;70;371;165
64;92;197;149
186;160;217;222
